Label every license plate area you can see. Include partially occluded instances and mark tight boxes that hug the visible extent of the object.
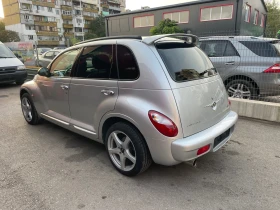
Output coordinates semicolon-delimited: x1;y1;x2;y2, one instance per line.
214;128;231;148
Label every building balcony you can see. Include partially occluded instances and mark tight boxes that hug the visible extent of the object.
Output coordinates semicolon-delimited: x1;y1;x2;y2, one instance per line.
61;5;72;11
84;24;90;29
62;15;73;20
37;31;59;36
83;16;94;21
32;0;55;8
108;0;121;4
75;32;84;37
63;24;74;29
64;32;74;38
83;7;99;13
38;40;59;46
34;21;57;27
109;6;121;12
21;19;34;25
101;3;109;8
20;8;33;14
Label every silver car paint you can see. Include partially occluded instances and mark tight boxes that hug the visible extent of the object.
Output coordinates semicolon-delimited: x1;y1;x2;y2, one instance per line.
21;36;237;166
200;37;280;95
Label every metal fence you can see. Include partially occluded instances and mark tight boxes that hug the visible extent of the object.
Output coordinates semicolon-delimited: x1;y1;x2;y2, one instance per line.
192;30;280;103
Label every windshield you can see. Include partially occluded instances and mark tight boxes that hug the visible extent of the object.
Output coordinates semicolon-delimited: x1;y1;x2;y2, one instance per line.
156;42;217;82
0;44;16;58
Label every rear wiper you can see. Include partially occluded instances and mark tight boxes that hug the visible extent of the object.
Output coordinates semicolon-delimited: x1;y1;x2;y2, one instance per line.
0;56;14;58
199;68;216;76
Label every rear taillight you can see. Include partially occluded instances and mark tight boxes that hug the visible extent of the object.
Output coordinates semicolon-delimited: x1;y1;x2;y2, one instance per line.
228;99;231;106
148;110;178;137
263;63;280;73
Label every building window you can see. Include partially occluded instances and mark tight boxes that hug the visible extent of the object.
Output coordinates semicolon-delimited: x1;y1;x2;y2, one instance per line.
245;4;251;22
163;10;189;24
200;5;233;22
133;15;154;28
253;9;259;25
56;9;59;15
24;15;29;20
28;35;33;40
260;14;265;27
47;7;53;12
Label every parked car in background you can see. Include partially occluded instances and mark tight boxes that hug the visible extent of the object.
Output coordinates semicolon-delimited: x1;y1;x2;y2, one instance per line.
0;41;27;85
53;47;66;50
20;34;237;176
38;50;62;67
199;36;280;99
34;48;52;57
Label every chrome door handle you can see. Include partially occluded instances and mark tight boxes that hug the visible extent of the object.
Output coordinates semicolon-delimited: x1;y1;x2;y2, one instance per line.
61;85;69;90
225;61;235;65
101;90;114;96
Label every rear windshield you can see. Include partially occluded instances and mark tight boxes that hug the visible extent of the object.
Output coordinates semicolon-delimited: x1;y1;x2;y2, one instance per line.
239;41;280;57
0;44;16;58
156;42;216;82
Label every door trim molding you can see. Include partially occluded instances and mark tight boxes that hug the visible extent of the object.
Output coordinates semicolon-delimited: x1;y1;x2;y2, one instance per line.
73;125;96;135
41;113;69;125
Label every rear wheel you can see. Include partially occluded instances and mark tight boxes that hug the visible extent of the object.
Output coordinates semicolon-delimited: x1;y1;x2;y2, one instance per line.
21;93;41;125
105;122;152;176
226;79;257;99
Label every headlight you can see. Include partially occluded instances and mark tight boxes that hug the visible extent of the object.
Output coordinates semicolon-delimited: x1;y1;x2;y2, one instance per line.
17;65;26;70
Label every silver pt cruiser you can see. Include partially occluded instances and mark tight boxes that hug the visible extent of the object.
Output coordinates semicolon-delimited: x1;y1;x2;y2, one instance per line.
20;34;238;176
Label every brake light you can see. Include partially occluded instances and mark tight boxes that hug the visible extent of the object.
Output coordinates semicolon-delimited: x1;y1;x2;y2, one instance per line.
263;63;280;73
197;144;210;156
228;99;231;106
148;110;178;137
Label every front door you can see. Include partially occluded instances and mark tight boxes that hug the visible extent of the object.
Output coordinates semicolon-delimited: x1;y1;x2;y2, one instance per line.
200;40;241;80
68;44;118;139
38;48;81;124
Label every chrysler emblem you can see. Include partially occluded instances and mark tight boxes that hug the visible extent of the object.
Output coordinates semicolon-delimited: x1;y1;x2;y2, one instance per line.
206;101;218;110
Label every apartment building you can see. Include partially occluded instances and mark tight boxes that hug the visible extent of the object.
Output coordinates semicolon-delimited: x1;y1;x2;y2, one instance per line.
2;0;123;47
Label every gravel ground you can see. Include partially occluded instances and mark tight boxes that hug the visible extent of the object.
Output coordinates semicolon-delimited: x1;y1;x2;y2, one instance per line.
0;84;280;210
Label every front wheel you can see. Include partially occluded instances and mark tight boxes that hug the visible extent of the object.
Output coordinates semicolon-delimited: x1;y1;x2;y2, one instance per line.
105;122;152;176
21;93;41;125
226;79;257;99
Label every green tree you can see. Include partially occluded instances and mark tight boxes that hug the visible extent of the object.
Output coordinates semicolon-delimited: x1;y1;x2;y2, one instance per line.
0;30;20;42
70;37;81;46
0;21;5;31
150;19;183;35
265;0;280;37
86;14;106;38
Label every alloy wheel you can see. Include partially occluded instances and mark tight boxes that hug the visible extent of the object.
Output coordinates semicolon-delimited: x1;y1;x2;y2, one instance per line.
228;83;251;99
21;97;33;122
107;131;136;172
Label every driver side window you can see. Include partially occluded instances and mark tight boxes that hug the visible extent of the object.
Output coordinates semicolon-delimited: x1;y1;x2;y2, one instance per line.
50;49;80;77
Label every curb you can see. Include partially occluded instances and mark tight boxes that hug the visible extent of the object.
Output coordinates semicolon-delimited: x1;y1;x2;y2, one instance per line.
230;98;280;122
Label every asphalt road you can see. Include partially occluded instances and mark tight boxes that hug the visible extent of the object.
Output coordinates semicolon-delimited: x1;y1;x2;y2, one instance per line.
0;84;280;210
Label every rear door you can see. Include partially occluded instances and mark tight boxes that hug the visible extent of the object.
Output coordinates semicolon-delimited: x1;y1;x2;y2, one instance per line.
68;44;118;139
156;41;230;137
200;40;241;80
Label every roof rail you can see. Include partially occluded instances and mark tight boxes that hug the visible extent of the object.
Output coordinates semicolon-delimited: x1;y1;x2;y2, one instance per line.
75;35;142;45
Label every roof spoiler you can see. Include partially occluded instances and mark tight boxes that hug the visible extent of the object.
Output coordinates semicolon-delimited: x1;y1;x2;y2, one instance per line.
142;33;198;45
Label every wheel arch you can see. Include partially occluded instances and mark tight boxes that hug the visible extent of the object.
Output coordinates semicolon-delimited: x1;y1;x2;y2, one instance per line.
100;115;152;156
224;75;260;95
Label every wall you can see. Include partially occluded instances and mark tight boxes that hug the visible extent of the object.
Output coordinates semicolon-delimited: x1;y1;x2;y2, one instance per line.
239;0;266;36
2;0;20;26
107;0;238;37
5;23;37;43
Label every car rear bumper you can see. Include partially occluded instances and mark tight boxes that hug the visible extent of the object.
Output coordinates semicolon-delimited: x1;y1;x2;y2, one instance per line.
171;111;238;162
0;70;27;84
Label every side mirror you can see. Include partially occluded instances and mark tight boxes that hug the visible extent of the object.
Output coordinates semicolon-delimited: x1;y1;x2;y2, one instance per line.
38;67;50;77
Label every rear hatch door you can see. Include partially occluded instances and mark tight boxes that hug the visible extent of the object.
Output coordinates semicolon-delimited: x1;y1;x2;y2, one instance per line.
156;41;230;137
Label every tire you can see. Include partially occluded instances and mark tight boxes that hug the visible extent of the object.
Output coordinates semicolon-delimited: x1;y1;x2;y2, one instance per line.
226;79;257;99
21;93;41;125
16;80;25;85
105;122;152;176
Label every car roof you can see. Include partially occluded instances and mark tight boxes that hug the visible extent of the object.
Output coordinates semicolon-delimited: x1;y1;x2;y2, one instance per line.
199;36;279;42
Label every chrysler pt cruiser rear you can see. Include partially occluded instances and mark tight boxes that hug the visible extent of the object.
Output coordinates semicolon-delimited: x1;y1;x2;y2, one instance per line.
20;34;238;176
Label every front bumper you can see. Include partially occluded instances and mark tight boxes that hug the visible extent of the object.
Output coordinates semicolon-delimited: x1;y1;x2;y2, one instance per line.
171;111;238;162
0;70;27;84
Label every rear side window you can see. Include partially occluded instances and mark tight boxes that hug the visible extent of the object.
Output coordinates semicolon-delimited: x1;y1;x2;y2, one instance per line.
156;42;217;82
117;45;139;80
239;41;280;57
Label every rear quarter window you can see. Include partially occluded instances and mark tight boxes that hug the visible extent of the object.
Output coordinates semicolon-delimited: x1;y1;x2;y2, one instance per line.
156;42;217;82
239;41;280;57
